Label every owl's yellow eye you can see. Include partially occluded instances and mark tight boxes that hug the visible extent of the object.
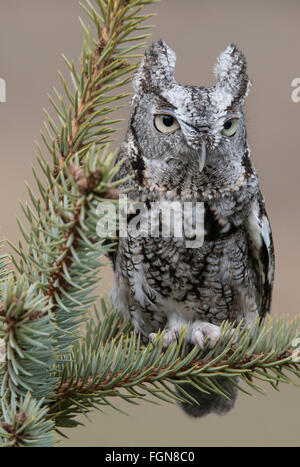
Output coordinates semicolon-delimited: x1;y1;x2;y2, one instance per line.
154;114;180;134
222;118;239;137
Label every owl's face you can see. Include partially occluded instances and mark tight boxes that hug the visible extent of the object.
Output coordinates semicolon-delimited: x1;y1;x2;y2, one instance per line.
129;40;251;188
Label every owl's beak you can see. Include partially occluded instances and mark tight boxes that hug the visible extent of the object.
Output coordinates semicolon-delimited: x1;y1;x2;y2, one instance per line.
178;119;208;171
199;140;206;172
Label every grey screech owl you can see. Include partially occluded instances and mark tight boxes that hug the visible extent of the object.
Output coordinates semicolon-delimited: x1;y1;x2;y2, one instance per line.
109;40;275;417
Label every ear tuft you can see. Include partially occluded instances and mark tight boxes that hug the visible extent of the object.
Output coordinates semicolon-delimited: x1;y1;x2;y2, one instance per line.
133;40;176;94
214;44;250;103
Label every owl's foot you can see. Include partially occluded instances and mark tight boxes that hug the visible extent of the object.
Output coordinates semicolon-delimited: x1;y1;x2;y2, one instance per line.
149;321;235;350
149;327;180;348
189;322;222;350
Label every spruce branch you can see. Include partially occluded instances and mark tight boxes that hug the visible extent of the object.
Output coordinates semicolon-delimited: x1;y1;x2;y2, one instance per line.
46;0;156;176
8;0;156;353
0;393;55;447
47;302;300;429
0;278;56;401
10;146;125;353
1;0;157;446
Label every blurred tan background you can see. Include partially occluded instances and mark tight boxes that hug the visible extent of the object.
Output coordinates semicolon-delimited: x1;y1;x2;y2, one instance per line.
0;0;300;447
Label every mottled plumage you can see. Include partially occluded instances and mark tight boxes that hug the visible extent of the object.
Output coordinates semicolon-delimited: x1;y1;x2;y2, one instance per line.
110;40;275;416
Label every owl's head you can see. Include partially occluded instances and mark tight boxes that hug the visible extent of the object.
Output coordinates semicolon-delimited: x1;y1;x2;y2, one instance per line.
129;40;251;190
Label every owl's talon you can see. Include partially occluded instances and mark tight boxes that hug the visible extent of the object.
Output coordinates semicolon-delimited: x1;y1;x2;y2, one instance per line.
148;327;181;348
194;330;205;349
148;333;157;346
190;322;222;350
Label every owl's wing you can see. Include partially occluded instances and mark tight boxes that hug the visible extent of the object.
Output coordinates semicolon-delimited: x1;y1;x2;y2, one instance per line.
105;142;129;271
245;194;275;317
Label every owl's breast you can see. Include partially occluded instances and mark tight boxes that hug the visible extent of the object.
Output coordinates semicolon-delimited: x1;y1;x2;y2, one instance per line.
112;222;253;338
111;176;259;337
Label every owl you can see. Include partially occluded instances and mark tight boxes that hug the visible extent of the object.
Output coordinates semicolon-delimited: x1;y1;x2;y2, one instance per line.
110;40;275;417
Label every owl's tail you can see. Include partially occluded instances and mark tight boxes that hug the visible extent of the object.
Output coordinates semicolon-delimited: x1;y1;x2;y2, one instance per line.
176;376;238;418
